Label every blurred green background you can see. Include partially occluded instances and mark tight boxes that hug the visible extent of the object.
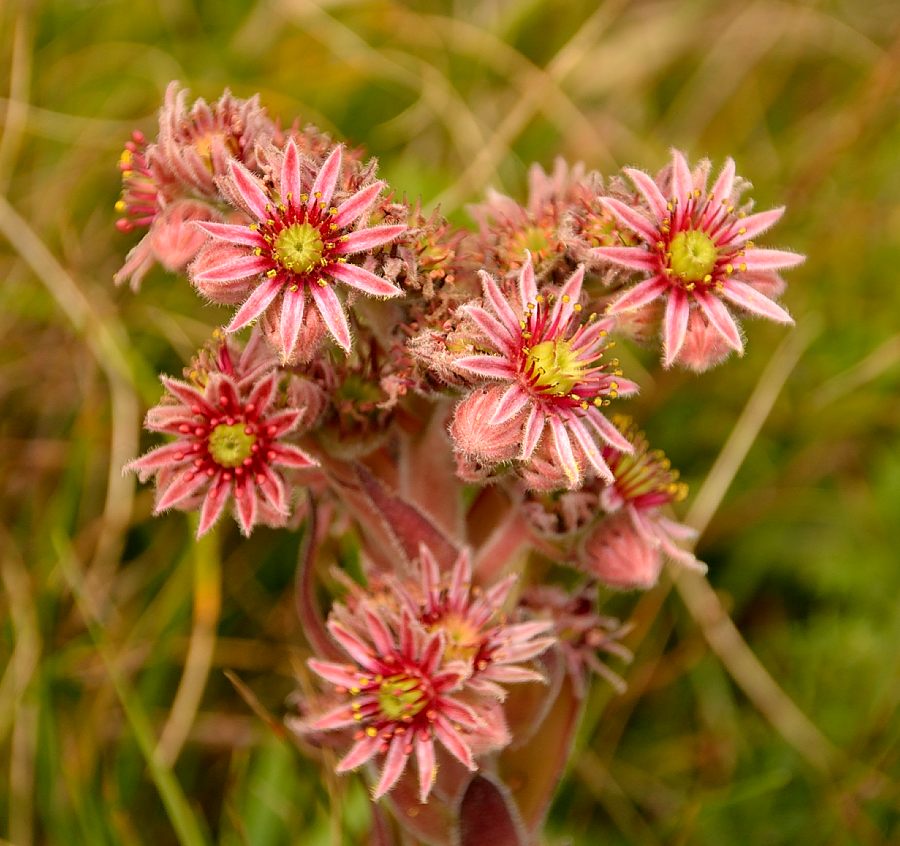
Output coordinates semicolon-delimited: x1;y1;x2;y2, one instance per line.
1;0;898;843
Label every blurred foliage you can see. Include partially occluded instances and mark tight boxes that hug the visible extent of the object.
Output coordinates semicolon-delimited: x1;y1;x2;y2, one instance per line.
1;0;898;843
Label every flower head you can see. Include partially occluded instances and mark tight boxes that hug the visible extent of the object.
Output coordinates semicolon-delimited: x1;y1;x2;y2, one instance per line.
308;609;481;802
578;416;705;584
391;547;556;699
126;342;317;537
156;81;272;200
452;254;638;487
191;140;406;359
593;150;803;368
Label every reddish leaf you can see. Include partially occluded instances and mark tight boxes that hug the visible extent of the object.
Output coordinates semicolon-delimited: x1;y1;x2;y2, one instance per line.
499;665;585;833
457;774;527;846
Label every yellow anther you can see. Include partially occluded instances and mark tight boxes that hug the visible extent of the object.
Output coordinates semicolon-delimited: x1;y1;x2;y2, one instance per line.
114;200;126;212
266;269;278;278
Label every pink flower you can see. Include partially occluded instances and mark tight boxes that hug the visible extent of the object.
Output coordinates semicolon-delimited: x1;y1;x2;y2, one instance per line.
453;254;638;488
114;83;274;290
390;547;556;699
521;585;631;696
190;140;406;359
126;349;317;537
593;150;803;368
156;81;273;201
580;511;667;590
579;416;705;587
308;609;481;802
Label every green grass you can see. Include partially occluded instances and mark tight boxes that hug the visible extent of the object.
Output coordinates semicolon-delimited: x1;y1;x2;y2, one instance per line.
1;0;899;843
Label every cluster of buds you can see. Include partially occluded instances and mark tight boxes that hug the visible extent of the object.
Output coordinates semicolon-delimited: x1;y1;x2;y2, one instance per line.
119;83;802;840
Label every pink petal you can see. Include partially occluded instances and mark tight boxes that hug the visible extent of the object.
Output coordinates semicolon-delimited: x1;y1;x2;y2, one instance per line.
434;716;475;770
373;735;409;799
606;276;667;315
599;197;658;243
482;665;545;684
566;415;613;483
449;550;472;610
256;464;287;514
363;607;395;656
335;224;406;256
663;287;690;368
437;698;480;729
194;221;263;248
730;207;784;243
670;149;693;204
155;468;209;512
419;545;442;607
481;271;520;335
695;291;743;354
518;253;539;309
233;480;259;536
591;246;657;271
197;479;231;536
585;408;634;453
333;181;385;228
313;703;359;731
710;157;736;207
721;279;793;324
310;146;342;210
337;735;381;773
245;373;277;418
416;738;436;803
549;415;580;488
125;441;192;480
328;262;402;297
546;265;584;334
310;283;352;353
228;160;271;221
307;659;359;688
520;405;545;460
226;276;284;333
490;384;529;424
454;355;516;380
741;248;805;271
327;621;377;669
464;305;515;352
279;287;306;361
420;632;444;677
623;167;668;218
263;409;301;438
280;139;303;209
192;252;271;283
159;376;211;414
271;443;317;468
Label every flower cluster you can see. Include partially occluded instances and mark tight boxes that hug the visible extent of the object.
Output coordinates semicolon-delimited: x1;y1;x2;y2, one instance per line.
118;83;803;833
302;548;553;801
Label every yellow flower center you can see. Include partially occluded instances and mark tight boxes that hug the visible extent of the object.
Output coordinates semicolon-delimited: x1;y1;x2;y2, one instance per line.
433;614;482;664
377;675;427;720
669;230;718;281
274;222;325;274
526;339;584;395
208;423;255;468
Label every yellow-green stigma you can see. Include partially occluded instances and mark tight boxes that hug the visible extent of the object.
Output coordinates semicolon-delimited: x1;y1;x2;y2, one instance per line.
377;675;426;721
527;339;584;395
208;423;255;468
273;222;324;273
668;230;718;282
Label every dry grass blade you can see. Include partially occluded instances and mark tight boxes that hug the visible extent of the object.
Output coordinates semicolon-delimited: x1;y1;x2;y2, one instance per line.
155;525;222;767
54;535;210;846
677;319;845;773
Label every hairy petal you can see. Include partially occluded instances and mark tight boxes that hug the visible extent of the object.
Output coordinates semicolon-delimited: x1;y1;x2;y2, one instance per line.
721;279;794;324
328;262;402;297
